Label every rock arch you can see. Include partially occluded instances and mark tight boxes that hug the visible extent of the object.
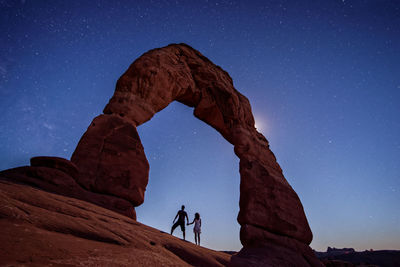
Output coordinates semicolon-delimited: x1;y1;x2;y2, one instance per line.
71;44;322;266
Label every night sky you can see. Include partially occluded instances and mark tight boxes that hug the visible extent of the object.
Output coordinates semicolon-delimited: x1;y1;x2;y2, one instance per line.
1;0;399;252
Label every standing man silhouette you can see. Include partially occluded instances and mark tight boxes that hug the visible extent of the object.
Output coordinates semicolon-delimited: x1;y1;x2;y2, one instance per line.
171;205;189;240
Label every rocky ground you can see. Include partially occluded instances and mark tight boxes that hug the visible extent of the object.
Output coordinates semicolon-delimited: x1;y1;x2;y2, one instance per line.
0;180;230;266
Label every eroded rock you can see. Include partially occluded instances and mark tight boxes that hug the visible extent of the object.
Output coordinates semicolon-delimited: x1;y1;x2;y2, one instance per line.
30;156;79;179
0;159;136;219
71;114;149;206
71;43;320;266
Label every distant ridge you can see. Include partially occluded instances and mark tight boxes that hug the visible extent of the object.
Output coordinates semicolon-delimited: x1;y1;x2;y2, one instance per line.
316;248;400;267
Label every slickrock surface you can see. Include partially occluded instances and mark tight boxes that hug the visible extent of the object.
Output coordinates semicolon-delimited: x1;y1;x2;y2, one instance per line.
0;180;230;266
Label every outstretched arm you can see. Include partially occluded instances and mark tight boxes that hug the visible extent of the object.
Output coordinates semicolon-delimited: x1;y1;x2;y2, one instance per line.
187;218;195;225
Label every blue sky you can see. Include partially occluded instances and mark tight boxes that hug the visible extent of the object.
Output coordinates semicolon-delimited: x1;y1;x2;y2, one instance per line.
0;0;399;251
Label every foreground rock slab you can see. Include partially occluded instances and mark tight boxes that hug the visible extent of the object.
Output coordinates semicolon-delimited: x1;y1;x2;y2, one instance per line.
0;180;230;267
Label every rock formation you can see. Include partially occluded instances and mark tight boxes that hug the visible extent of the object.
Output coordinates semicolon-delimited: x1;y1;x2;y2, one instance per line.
0;156;136;219
0;43;322;266
0;180;230;266
70;114;149;207
70;43;322;266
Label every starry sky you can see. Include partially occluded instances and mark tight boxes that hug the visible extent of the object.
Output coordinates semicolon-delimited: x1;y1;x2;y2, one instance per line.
1;0;399;252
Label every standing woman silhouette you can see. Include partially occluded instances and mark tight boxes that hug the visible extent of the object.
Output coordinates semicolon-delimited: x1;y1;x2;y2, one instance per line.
188;212;201;245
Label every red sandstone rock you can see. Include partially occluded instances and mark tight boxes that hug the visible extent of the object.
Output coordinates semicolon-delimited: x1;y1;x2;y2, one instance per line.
0;181;230;266
231;224;323;266
0;164;136;219
71;43;319;266
71;114;149;206
30;156;79;179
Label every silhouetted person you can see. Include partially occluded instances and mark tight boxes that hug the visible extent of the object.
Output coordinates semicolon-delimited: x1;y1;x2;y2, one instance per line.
188;212;201;245
171;205;189;240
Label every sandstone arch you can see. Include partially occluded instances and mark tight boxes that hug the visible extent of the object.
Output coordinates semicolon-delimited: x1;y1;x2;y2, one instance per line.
71;44;322;266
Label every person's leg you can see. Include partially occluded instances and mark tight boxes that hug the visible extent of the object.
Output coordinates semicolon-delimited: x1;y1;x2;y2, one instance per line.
198;233;200;246
194;232;198;245
180;223;186;240
171;221;179;235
